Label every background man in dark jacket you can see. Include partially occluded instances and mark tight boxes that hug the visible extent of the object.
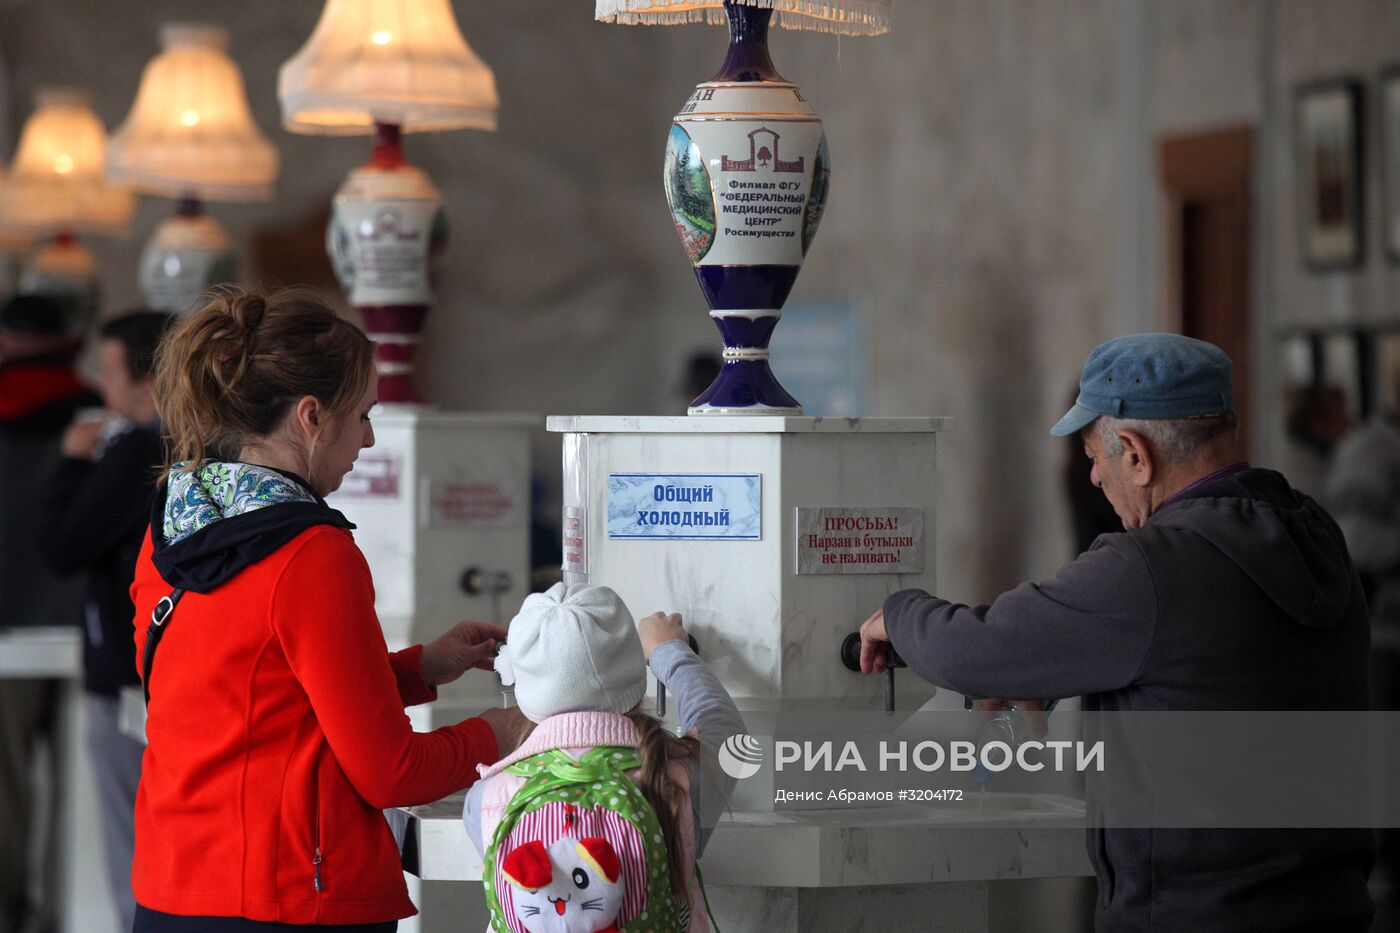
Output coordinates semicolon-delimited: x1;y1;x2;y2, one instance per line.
859;333;1374;932
43;310;171;933
0;295;98;933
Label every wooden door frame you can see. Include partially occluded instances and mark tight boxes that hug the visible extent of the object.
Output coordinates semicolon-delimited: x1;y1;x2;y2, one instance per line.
1158;126;1255;332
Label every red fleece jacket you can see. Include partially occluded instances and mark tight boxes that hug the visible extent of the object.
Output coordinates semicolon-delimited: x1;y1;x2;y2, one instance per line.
131;524;498;924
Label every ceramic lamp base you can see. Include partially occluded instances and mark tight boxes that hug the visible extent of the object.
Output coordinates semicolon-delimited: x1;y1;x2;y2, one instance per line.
139;206;236;313
665;4;830;416
360;304;427;404
20;233;99;337
688;358;802;415
688;306;801;415
327;125;447;407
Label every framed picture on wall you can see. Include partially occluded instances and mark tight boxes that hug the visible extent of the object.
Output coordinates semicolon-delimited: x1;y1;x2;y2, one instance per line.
1295;79;1363;270
1382;68;1400;262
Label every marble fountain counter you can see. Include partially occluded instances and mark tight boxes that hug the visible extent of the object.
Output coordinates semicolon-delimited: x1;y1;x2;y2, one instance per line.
119;415;1097;931
506;416;1094;929
121;694;1095;932
396;791;1089;886
393;783;1091;933
0;625;81;677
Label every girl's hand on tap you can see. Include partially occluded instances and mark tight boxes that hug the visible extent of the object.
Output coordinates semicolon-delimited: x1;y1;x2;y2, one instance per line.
638;611;687;661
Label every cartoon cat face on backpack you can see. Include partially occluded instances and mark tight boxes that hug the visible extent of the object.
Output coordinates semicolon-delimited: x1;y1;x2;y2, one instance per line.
501;835;625;933
482;750;690;933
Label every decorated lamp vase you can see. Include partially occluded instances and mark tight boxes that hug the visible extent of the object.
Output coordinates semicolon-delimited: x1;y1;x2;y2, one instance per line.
665;3;830;415
20;232;99;338
327;124;448;405
139;199;237;314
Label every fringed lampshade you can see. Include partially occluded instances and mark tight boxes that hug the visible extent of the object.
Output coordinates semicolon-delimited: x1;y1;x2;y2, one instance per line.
279;0;498;135
595;0;891;34
1;88;133;236
0;88;132;336
107;24;278;202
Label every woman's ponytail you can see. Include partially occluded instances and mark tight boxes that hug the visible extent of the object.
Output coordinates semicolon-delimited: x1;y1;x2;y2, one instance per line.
153;287;373;475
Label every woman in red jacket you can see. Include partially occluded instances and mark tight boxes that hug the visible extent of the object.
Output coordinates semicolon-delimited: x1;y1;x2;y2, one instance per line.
131;288;521;932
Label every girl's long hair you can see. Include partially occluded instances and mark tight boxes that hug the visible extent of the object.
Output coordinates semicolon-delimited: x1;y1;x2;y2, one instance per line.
510;708;708;897
627;708;705;897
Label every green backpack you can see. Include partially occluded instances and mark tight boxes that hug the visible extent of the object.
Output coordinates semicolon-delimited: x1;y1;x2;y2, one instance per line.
482;746;694;933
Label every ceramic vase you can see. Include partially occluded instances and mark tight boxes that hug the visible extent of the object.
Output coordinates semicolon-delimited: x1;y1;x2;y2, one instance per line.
326;123;448;404
20;232;99;338
665;2;830;415
139;198;237;313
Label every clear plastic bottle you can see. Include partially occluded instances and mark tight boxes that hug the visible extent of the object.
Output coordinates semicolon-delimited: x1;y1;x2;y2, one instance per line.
972;701;1057;787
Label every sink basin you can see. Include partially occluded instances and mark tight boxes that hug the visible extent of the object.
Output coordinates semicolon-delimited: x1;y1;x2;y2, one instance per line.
770;793;1086;825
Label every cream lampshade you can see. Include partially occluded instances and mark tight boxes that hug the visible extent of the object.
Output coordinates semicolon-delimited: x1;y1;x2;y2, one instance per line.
595;0;888;414
108;24;277;201
107;23;279;312
595;0;891;34
2;88;133;236
278;0;499;404
279;0;498;135
0;88;133;336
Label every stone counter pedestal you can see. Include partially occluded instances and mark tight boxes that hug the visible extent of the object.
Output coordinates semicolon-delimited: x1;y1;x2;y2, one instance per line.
328;407;537;708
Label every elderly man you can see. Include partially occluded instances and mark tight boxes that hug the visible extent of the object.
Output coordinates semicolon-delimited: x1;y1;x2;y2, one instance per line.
860;333;1374;932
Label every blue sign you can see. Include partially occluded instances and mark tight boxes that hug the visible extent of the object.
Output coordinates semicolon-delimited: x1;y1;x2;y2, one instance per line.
607;473;761;540
768;302;867;416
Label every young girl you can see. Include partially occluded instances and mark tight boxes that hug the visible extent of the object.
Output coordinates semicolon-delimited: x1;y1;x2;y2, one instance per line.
464;583;743;933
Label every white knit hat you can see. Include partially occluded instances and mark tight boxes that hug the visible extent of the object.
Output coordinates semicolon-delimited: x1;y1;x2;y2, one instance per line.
495;582;647;721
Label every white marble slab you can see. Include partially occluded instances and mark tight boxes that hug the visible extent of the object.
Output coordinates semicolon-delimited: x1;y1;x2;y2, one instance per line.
546;416;953;434
0;627;81;678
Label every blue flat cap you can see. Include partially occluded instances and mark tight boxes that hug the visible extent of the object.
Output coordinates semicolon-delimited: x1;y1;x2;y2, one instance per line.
1050;333;1234;437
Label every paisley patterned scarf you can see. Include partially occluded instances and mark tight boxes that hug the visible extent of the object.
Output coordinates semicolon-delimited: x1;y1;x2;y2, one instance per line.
163;461;319;546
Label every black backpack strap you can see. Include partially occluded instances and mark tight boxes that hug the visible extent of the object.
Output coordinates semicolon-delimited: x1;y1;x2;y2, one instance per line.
142;588;185;706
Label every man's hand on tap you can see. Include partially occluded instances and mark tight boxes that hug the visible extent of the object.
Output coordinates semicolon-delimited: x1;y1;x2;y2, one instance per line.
859;608;1050;735
420;620;510;687
858;608;892;673
638;611;687;661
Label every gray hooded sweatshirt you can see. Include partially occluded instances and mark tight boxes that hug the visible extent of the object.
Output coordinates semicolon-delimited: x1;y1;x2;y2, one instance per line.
884;467;1373;932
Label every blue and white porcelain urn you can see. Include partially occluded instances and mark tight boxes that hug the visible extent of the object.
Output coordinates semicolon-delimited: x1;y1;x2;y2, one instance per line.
597;0;890;414
665;3;828;415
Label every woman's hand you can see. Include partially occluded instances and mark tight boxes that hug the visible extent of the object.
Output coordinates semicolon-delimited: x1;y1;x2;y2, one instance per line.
637;611;687;661
61;417;104;459
421;620;508;687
